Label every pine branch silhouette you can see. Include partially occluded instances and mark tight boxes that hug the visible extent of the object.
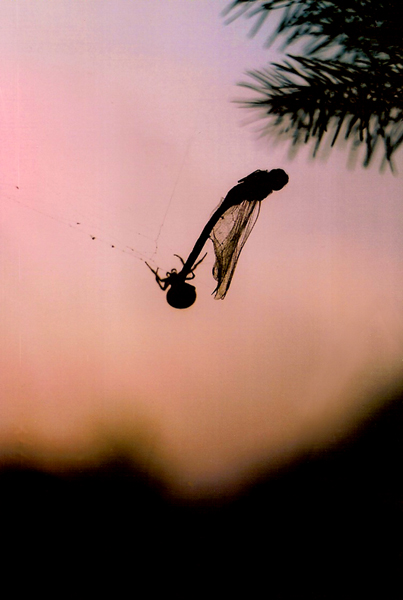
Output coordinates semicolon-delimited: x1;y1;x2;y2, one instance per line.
227;0;403;167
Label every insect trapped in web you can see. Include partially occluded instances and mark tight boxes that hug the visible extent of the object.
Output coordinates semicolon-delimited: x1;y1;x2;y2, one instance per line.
146;168;289;309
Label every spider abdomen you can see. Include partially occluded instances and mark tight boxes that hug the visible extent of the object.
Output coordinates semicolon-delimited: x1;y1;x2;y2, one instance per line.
166;282;196;309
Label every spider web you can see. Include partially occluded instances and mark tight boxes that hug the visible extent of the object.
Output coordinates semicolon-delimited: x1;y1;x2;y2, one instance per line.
1;187;158;266
209;198;261;299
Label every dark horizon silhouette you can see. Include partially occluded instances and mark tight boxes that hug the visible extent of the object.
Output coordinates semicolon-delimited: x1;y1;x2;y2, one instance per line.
2;378;402;596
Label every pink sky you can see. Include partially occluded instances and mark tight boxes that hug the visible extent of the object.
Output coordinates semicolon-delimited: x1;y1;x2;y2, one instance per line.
0;0;402;496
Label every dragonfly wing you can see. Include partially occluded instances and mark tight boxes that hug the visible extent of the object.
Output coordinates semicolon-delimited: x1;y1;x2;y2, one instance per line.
209;199;261;299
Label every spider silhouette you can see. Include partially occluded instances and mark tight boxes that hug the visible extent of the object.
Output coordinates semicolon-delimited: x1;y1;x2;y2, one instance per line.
145;253;207;309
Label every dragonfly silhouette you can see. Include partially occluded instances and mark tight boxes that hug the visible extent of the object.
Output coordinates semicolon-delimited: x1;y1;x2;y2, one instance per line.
146;168;289;309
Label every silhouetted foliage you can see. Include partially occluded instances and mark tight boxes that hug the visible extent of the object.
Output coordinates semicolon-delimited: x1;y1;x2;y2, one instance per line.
226;0;403;168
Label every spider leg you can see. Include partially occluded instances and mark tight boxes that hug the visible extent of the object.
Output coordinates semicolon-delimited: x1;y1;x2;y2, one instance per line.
192;252;207;271
146;262;168;290
158;278;170;290
183;253;207;280
145;261;158;276
173;254;186;266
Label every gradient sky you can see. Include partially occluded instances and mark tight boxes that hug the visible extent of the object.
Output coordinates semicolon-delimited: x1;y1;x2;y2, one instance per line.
0;0;402;496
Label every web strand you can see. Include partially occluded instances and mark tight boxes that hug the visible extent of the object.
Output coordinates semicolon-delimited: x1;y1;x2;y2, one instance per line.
1;188;158;266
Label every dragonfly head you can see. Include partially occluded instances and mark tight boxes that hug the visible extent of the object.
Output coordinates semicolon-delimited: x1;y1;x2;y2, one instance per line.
237;169;289;202
267;168;289;191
